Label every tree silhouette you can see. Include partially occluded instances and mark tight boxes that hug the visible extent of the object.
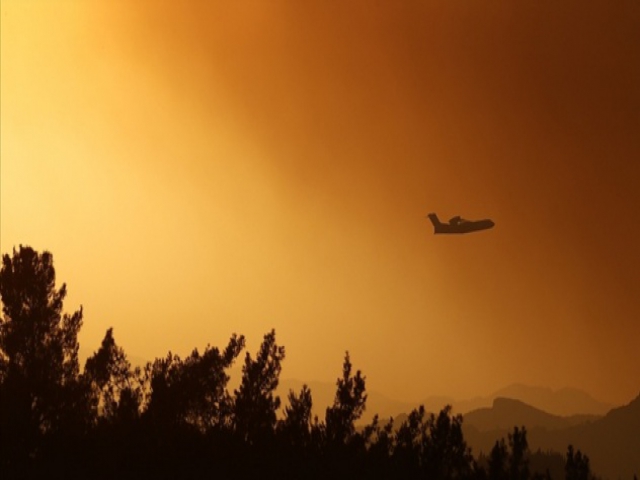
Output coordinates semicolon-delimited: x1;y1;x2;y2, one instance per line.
83;327;140;425
276;384;322;478
565;445;591;480
278;384;314;449
423;406;474;480
325;351;367;446
509;426;530;480
233;329;284;443
361;415;395;478
394;405;428;476
393;405;475;479
144;334;245;431
488;438;509;480
0;246;83;472
485;426;531;480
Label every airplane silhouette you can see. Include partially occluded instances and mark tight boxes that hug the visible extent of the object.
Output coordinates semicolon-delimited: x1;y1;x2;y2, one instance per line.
427;213;494;234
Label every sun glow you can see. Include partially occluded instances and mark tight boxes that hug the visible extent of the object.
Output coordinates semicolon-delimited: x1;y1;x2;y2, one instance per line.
2;0;639;405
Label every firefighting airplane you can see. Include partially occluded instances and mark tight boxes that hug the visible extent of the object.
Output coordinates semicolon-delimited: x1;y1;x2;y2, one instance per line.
427;213;494;234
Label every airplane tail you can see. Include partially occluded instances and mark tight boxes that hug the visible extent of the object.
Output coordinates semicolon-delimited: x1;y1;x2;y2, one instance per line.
427;213;442;227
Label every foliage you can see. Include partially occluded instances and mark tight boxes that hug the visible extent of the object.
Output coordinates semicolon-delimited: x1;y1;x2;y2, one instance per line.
278;384;314;449
509;426;530;480
325;351;367;445
234;329;284;442
0;246;84;470
0;246;608;480
83;327;140;424
488;438;509;480
144;334;245;431
392;404;475;479
565;445;591;480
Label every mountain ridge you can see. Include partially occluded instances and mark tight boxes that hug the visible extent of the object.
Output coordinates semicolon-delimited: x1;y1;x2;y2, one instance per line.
461;392;640;480
463;396;601;432
276;379;614;423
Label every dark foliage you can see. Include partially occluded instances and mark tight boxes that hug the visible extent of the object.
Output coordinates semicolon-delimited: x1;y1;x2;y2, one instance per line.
565;445;592;480
234;329;284;443
0;246;84;474
1;246;608;479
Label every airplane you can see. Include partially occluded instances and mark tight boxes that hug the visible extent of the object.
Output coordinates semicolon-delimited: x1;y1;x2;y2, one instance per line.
427;213;495;234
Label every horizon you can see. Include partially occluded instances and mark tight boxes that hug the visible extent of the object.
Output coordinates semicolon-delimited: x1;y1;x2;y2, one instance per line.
76;344;627;413
2;0;639;407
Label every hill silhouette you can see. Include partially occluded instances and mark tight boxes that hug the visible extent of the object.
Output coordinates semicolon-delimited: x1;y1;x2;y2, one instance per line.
561;393;640;480
462;393;640;480
449;384;613;416
276;380;614;424
464;397;600;432
491;384;613;416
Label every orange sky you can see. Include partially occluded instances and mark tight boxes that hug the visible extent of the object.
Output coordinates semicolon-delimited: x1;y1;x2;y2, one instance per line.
1;0;639;405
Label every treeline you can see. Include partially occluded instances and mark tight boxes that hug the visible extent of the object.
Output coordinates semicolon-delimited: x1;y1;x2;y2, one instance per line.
1;246;593;479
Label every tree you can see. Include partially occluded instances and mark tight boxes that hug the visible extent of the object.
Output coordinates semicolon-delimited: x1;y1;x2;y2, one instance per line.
488;439;509;480
565;445;591;480
276;385;319;478
82;327;140;424
392;405;474;479
144;334;245;431
394;405;428;476
278;384;314;449
362;415;395;477
486;426;530;480
233;329;284;442
508;426;530;480
0;246;83;469
423;406;474;480
325;351;367;445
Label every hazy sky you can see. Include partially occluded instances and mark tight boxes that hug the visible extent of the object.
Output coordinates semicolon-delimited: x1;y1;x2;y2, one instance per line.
2;0;639;405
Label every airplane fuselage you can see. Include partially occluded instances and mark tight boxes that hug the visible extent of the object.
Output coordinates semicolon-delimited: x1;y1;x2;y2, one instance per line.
433;219;494;234
427;213;494;234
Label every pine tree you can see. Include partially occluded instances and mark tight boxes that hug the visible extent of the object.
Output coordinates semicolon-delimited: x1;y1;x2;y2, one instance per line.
0;246;84;469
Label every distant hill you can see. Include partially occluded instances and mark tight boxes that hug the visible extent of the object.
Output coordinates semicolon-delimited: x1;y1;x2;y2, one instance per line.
440;384;613;416
462;393;640;480
561;393;640;480
276;381;614;425
464;397;600;432
490;384;613;416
